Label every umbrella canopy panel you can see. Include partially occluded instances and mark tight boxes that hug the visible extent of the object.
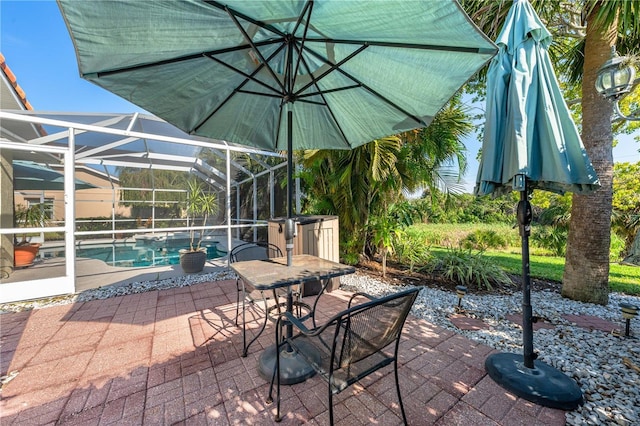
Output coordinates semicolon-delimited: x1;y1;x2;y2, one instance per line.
58;0;497;152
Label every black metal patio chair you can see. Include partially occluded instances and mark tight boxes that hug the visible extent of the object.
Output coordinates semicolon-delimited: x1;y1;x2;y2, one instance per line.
231;242;309;357
267;287;420;425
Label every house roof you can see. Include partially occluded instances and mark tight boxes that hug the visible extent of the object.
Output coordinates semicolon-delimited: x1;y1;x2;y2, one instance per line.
0;52;33;110
0;52;46;140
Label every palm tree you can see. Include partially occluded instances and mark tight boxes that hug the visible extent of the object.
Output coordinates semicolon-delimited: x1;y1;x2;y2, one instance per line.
461;0;639;305
301;97;473;258
562;2;618;304
302;135;402;247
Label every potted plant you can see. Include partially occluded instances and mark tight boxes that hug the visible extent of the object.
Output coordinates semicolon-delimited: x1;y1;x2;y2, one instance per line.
14;203;48;267
179;180;219;273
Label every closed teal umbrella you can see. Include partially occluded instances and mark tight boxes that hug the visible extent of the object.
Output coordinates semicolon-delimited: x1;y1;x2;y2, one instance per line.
475;0;599;196
475;0;597;410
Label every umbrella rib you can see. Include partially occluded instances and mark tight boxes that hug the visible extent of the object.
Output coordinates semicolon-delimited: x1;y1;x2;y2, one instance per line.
294;44;368;97
311;97;352;149
203;1;287;37
355;79;426;127
94;39;280;78
223;4;286;93
306;38;495;55
297;84;362;99
236;89;283;98
94;38;489;80
294;56;352;147
194;46;287;133
205;52;284;96
303;46;428;127
290;1;314;85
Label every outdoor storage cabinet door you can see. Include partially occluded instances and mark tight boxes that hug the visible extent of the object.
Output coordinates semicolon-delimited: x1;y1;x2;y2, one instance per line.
268;215;339;293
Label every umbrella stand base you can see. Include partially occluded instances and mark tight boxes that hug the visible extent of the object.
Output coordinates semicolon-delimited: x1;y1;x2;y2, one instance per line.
485;353;583;410
258;342;319;385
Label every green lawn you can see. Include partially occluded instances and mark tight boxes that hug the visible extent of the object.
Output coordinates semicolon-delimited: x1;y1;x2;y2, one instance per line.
410;223;640;295
455;249;639;295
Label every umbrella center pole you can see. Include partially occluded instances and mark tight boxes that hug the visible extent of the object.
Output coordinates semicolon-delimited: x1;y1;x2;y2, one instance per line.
517;188;535;369
285;110;295;269
284;218;296;267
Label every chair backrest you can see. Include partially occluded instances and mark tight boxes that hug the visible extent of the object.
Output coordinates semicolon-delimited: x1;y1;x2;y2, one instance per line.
335;288;419;368
230;242;282;263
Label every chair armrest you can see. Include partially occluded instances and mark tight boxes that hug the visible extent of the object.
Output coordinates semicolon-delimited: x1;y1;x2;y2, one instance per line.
348;292;377;308
279;311;312;334
277;311;339;338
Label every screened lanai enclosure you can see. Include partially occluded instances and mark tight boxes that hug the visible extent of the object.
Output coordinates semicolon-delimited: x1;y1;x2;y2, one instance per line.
0;110;290;303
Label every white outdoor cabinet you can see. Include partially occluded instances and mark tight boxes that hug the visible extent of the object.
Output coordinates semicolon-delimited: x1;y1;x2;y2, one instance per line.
268;215;340;293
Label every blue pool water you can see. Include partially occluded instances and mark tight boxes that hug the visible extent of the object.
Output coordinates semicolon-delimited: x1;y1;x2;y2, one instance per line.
42;241;226;268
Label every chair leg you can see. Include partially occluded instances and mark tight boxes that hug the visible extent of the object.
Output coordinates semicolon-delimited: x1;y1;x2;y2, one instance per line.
394;358;408;425
242;291;270;357
266;345;277;404
267;322;283;422
328;387;334;426
241;280;248;356
235;279;241;327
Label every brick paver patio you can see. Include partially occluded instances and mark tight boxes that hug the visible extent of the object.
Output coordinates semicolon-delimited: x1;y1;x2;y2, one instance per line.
561;314;620;334
0;279;567;425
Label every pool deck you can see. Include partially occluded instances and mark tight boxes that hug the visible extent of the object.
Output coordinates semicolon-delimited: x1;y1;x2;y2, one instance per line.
2;236;240;293
3;257;229;292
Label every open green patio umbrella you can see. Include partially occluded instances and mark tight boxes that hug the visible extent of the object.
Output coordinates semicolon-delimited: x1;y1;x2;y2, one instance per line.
475;0;599;410
57;0;497;218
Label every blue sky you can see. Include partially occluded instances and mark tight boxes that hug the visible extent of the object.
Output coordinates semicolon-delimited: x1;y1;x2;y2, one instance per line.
2;1;638;193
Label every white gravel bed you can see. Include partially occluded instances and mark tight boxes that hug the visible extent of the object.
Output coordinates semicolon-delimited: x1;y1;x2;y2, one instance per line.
1;269;638;425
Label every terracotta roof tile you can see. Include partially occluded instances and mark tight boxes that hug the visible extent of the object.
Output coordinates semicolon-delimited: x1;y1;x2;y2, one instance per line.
1;52;34;111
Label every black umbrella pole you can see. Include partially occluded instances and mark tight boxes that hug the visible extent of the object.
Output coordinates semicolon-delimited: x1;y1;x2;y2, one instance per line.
286;111;294;267
517;189;534;369
484;187;582;410
287;111;294;220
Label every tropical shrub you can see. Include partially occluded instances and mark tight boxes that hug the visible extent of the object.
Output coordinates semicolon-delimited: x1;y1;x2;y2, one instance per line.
531;226;568;257
367;214;400;278
340;233;363;266
610;231;626;262
392;233;432;272
461;229;508;251
420;248;513;291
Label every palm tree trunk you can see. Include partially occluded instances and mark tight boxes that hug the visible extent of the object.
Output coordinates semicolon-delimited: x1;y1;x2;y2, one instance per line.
562;3;616;305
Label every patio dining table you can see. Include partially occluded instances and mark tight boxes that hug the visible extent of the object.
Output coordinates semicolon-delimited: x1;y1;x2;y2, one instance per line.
230;254;355;384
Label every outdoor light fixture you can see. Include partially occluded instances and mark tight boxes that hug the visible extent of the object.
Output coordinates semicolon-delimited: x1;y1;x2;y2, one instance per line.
620;302;639;338
455;285;467;311
595;47;640;121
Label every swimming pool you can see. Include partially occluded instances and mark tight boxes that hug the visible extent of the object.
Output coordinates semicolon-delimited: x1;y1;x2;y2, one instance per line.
41;240;226;268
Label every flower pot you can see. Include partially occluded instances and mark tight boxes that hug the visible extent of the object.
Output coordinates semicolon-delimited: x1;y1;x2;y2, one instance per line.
179;248;207;273
14;243;41;267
